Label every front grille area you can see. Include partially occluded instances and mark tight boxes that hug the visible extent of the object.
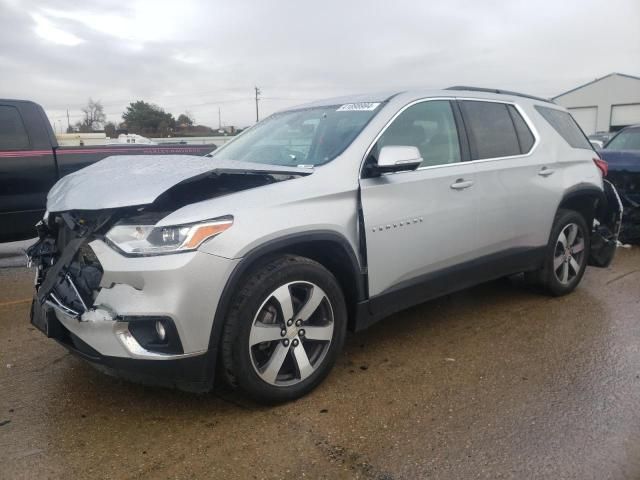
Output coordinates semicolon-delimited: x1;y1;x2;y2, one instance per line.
32;213;107;317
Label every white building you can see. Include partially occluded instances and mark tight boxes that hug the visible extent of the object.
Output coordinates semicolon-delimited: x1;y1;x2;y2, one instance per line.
553;73;640;135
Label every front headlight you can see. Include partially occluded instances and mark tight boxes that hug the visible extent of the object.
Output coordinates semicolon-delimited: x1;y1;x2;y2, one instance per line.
105;216;233;256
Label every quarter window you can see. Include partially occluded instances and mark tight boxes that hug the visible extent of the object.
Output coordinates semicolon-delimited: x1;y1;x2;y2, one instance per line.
535;106;592;150
373;100;461;168
507;105;535;153
0;106;29;150
459;101;521;159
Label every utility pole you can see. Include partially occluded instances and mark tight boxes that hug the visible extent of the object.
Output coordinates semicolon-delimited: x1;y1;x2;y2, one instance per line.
66;109;71;132
254;86;261;122
218;107;221;130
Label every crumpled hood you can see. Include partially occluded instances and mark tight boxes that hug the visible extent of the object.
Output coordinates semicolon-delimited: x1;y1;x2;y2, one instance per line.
47;155;312;212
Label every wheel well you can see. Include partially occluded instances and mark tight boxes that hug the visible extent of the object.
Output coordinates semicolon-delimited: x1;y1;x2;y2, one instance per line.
230;240;364;332
274;241;363;330
557;191;600;228
206;234;365;387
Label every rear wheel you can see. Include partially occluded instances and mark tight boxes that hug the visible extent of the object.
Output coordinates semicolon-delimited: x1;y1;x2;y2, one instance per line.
527;209;590;296
221;255;347;403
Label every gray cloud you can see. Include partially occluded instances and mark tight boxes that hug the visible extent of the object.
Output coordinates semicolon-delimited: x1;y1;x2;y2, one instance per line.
1;0;638;129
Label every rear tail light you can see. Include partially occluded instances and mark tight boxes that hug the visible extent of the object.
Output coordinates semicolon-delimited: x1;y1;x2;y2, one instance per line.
593;157;608;177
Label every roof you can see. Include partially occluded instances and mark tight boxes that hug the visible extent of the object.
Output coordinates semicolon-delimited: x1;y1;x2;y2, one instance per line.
553;72;640;100
286;86;555;112
289;91;403;110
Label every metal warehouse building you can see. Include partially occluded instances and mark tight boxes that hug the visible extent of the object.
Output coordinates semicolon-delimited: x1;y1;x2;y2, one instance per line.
553;72;640;135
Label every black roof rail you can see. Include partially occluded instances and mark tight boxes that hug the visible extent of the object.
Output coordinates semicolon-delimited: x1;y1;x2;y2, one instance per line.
445;86;555;104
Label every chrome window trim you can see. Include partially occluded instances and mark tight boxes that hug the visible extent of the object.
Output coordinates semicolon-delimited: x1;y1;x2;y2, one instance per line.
360;96;540;177
455;97;541;164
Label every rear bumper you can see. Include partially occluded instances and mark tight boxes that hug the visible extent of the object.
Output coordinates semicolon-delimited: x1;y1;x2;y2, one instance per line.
31;299;212;392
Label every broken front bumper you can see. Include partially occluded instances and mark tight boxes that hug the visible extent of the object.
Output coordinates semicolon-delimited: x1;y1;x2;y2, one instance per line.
30;227;239;389
30;299;213;391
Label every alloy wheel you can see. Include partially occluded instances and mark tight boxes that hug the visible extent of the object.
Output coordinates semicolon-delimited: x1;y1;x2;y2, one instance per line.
248;281;334;387
553;223;585;285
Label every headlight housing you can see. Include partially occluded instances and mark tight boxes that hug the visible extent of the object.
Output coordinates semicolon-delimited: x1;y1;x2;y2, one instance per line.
105;216;233;256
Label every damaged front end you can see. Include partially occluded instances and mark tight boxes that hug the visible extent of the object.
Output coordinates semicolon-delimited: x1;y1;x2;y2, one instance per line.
28;211;111;326
26;158;309;390
29;159;310;328
607;169;640;244
589;179;624;268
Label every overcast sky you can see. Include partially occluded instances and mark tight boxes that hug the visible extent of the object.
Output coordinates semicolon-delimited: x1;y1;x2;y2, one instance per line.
1;0;639;130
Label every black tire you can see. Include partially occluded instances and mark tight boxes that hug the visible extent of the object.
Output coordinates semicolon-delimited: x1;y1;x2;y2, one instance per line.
527;209;590;296
220;254;347;403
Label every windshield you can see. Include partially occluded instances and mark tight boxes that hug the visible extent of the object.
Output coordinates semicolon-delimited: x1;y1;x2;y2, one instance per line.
212;103;381;166
605;127;640;150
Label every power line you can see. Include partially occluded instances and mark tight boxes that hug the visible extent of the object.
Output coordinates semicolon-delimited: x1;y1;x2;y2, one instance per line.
260;97;315;102
47;98;253;120
46;92;312;125
47;93;315;121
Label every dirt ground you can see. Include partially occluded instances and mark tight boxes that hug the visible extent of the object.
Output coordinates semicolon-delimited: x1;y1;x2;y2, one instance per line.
1;248;639;479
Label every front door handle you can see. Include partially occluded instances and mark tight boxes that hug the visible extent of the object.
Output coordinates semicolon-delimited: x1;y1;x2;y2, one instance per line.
450;179;474;190
538;166;555;177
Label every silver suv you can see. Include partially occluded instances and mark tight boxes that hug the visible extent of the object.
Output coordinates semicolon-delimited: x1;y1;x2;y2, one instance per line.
28;87;622;402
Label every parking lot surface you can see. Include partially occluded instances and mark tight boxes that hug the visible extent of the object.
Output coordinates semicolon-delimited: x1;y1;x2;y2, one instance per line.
1;248;639;479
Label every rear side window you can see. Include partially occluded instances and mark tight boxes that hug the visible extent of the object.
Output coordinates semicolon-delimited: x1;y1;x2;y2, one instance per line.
0;105;29;150
535;106;592;150
459;101;521;159
507;105;535;152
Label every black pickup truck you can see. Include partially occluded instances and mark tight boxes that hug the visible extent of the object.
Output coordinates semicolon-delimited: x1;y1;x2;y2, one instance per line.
0;99;217;242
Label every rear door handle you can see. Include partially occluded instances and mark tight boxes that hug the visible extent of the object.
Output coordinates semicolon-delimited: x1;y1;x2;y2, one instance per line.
538;167;555;177
450;179;474;190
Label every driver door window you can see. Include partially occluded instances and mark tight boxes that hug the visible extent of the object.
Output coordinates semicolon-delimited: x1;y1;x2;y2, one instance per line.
375;100;461;168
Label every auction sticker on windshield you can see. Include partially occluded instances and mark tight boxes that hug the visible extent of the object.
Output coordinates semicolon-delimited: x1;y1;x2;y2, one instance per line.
336;102;380;112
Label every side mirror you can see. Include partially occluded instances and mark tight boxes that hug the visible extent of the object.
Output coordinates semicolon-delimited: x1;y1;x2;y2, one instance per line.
374;146;422;174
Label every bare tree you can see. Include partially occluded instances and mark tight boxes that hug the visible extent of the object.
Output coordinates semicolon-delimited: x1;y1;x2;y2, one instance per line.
79;98;106;132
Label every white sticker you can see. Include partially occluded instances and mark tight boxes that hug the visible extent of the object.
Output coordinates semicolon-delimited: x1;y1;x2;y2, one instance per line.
336;102;381;112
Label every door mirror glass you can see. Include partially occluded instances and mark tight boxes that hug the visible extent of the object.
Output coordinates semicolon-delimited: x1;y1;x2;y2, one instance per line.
375;145;422;173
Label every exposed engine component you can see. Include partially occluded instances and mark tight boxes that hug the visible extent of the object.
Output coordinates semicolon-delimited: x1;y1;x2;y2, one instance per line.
27;170;301;318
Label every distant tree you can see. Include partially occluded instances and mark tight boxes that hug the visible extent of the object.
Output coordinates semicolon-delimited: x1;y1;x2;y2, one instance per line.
78;98;106;132
177;113;194;127
104;121;117;138
122;101;175;136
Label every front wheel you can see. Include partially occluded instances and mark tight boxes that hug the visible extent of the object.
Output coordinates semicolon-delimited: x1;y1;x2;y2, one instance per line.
527;209;590;296
220;255;347;403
